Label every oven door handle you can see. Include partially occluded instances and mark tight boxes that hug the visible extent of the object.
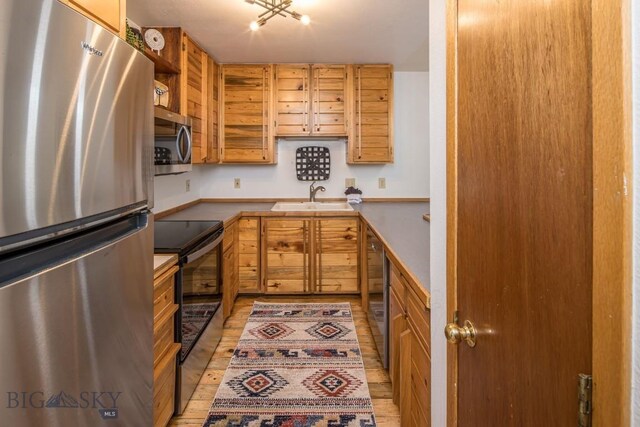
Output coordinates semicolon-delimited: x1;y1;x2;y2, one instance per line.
185;232;224;264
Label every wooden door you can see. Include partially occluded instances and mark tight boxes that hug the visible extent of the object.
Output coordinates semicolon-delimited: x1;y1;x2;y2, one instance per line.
310;65;349;136
449;0;593;425
220;64;274;163
262;219;310;294
350;65;393;163
238;218;261;294
181;35;207;164
274;65;311;136
315;218;359;293
205;56;220;163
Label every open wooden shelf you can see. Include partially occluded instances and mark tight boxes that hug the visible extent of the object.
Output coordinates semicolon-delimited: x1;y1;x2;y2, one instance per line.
144;49;180;74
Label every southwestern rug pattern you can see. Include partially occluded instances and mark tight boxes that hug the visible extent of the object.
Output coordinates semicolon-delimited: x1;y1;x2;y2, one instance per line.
203;302;377;427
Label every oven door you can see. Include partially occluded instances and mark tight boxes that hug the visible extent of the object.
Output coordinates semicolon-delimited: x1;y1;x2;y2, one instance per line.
178;228;224;362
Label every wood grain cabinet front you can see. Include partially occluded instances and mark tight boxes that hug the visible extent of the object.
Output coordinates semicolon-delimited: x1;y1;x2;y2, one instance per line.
314;218;359;293
349;64;394;164
152;263;180;427
220;64;276;163
222;221;239;319
238;218;262;294
62;0;125;37
262;218;310;294
274;64;349;138
387;261;431;426
261;217;360;295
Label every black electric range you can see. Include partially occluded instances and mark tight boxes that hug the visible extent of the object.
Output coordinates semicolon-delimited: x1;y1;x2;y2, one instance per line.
153;219;225;415
154;219;223;255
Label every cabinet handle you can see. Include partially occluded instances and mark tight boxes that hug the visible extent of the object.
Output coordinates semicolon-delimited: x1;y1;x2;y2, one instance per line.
303;221;307;293
315;68;321;132
357;67;362;159
303;67;309;132
262;67;267;160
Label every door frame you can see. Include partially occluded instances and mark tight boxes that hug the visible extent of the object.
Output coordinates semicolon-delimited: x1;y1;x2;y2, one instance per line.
445;0;633;425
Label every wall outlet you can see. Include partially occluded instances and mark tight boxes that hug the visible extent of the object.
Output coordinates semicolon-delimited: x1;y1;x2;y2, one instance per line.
378;177;386;189
234;178;241;189
185;179;191;192
345;178;356;188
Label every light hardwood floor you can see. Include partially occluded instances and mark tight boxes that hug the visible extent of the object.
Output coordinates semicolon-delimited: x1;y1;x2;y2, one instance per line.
169;295;400;426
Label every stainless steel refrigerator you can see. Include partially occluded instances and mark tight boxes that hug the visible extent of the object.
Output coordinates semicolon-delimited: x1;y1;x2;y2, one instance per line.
0;0;154;425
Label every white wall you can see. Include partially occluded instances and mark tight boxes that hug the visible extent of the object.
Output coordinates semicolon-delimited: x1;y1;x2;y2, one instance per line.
632;0;640;423
153;169;201;213
428;1;447;426
196;72;429;200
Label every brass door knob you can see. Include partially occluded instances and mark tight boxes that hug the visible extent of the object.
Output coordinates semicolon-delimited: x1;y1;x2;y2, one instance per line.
444;320;477;347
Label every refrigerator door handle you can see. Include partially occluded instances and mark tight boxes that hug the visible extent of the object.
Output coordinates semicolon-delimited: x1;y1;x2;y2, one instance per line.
185;232;224;264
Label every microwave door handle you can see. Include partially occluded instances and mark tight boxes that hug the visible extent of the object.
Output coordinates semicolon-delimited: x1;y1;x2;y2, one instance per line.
185;233;224;264
183;125;192;162
176;125;185;162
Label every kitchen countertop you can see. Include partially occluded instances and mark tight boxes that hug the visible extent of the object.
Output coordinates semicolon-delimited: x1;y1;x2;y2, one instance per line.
162;201;430;295
153;254;178;279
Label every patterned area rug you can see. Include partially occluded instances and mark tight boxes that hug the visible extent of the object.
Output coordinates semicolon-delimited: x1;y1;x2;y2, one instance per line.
203;302;377;426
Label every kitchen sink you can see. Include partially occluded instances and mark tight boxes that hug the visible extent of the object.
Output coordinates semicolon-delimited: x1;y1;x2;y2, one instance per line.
271;202;355;212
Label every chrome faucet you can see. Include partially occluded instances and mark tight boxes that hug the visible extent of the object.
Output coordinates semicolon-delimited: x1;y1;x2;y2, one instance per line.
309;181;326;202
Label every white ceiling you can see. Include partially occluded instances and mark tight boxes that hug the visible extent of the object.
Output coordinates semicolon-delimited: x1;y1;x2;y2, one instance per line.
127;0;429;71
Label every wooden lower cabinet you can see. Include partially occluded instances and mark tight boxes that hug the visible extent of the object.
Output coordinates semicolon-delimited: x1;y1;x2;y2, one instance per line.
315;218;359;293
222;221;239;319
388;262;431;426
261;217;360;294
153;263;181;427
238;218;262;293
263;218;310;294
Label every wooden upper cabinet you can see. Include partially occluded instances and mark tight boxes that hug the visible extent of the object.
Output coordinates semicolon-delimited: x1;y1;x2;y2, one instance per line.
349;64;394;164
311;65;349;136
273;64;349;138
206;56;220;163
274;65;311;136
220;64;275;164
181;34;207;164
63;0;125;37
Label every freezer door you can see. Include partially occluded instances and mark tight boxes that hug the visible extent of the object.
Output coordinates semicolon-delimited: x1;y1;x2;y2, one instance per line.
0;0;154;242
0;215;153;426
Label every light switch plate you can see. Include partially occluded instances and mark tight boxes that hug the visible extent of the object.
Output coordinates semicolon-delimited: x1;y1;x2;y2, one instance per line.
345;178;356;187
378;177;386;189
234;178;241;189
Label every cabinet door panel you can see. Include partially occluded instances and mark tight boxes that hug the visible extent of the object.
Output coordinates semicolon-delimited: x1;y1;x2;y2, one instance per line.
350;65;394;164
182;35;207;164
316;218;359;293
275;65;310;136
263;219;309;293
238;218;261;294
311;65;349;136
221;65;274;163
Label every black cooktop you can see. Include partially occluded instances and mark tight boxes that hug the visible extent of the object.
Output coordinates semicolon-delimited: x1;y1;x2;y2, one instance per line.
154;220;223;254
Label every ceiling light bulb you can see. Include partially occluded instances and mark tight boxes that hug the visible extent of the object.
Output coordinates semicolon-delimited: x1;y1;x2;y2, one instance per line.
250;21;260;31
300;15;311;25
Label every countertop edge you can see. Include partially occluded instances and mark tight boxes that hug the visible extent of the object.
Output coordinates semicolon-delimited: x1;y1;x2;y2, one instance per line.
153;254;178;280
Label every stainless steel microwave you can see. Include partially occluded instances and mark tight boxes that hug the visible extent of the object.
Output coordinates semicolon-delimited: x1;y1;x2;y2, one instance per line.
154;107;192;176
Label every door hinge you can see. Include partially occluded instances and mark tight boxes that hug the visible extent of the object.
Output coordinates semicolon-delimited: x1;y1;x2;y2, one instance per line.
578;373;592;427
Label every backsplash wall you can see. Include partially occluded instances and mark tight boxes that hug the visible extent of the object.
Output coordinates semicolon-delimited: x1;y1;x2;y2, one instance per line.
153;72;429;212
